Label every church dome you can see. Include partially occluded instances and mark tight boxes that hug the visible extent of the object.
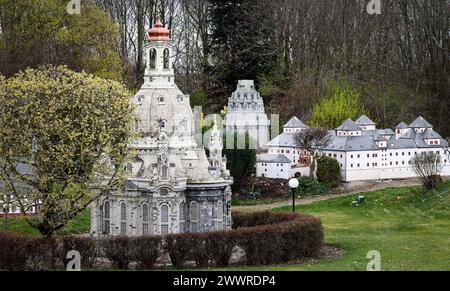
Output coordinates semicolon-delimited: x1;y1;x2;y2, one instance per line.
147;18;170;41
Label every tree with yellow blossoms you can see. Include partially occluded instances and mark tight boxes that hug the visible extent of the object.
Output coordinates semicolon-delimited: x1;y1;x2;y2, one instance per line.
0;66;134;237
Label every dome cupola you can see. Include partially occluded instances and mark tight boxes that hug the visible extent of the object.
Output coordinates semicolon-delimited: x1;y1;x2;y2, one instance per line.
147;18;170;41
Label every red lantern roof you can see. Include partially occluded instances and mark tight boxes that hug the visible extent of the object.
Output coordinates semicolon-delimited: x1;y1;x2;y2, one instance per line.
147;18;170;41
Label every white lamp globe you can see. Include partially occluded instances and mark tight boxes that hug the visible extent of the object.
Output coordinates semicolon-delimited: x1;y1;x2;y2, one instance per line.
289;178;299;189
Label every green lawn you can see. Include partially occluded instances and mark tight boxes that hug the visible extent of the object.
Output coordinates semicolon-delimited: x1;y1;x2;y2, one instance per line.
1;209;91;237
225;182;450;271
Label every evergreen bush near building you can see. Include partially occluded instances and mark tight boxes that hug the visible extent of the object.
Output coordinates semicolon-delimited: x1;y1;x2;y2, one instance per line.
317;156;342;188
297;176;331;196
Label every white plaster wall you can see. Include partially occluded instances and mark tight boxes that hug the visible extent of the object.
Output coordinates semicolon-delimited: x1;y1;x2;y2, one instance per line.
256;162;291;180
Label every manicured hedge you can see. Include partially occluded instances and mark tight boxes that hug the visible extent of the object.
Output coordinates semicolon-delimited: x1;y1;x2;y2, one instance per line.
231;212;323;266
131;236;162;270
164;212;323;268
0;212;323;270
0;232;50;271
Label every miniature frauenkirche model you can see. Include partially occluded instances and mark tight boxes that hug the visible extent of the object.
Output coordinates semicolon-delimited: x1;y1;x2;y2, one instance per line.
90;19;233;237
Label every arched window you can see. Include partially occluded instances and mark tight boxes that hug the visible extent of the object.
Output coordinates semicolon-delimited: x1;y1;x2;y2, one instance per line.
142;204;149;236
217;201;224;230
163;48;170;69
179;202;186;232
120;203;127;235
150;48;156;69
103;201;111;235
190;202;198;232
160;205;169;235
212;203;217;227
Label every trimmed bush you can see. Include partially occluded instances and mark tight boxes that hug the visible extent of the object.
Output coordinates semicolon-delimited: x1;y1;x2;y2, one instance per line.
165;212;323;268
297;176;330;196
232;212;324;266
130;236;163;270
165;232;212;268
0;212;323;270
57;236;97;269
101;236;133;270
317;156;341;188
0;232;51;271
232;211;299;229
204;231;236;267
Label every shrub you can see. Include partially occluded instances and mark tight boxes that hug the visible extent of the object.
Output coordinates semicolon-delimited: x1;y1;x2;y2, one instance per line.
165;233;200;268
205;231;236;267
297;176;330;196
231;212;324;266
0;232;51;271
130;236;163;270
232;211;299;229
101;236;133;270
57;236;97;269
190;89;207;107
317;156;342;188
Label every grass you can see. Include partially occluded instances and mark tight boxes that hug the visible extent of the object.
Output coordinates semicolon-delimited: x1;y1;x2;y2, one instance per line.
223;182;450;271
2;209;91;237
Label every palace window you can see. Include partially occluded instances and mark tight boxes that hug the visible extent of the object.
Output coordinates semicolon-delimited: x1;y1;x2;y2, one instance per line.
120;203;127;235
142;204;149;236
179;202;186;232
190;202;198;232
103;201;111;235
160;205;169;235
217;201;224;230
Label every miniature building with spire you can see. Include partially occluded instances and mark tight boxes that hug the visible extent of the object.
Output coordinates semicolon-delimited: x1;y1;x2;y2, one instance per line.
90;18;233;237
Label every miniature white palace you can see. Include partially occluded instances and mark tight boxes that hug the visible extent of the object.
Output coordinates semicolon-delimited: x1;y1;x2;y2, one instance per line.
257;115;450;182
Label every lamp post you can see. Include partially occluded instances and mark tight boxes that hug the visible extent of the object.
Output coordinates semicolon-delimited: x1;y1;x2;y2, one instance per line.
288;178;299;213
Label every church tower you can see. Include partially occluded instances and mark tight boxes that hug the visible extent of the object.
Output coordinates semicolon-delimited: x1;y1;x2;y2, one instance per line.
144;18;175;88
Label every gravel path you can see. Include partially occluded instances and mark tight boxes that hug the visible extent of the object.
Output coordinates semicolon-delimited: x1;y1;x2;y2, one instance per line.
232;179;422;212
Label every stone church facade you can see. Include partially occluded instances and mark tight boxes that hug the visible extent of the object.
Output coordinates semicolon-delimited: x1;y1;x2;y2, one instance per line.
90;19;233;237
224;80;270;150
